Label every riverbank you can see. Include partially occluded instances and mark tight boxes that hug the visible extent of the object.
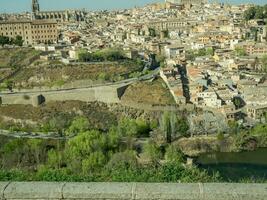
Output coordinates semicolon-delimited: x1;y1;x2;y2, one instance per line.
176;123;267;157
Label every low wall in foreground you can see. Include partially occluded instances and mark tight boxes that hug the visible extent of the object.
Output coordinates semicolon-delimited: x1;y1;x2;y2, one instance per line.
0;182;267;200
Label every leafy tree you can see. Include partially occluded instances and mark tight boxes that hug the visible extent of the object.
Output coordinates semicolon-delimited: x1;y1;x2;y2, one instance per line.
148;28;156;37
160;112;188;143
206;47;214;56
144;141;162;164
2;80;13;91
107;126;121;149
160;112;172;143
244;5;267;21
66;116;90;135
106;150;137;170
66;130;107;173
0;36;11;46
82;151;106;174
165;144;185;163
27;139;43;165
156;54;166;68
98;72;110;81
244;7;257;21
261;55;267;72
228;121;240;135
47;149;63;169
162;29;169;38
235;47;247;56
177;117;189;137
14;36;23;46
117;118;150;138
0;35;23;46
78;48;126;62
48;114;72;135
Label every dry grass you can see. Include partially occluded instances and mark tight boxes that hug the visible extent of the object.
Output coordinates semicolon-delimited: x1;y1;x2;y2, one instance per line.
121;78;175;105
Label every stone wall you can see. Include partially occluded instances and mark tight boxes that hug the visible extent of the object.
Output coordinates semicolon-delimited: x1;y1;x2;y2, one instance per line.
0;182;266;200
0;84;129;106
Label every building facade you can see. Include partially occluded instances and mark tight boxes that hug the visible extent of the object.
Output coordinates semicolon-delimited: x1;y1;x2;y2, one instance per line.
32;0;85;22
0;20;58;45
166;0;207;5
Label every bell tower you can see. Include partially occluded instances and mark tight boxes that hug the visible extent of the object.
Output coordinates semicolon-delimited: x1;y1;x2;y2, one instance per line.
32;0;40;13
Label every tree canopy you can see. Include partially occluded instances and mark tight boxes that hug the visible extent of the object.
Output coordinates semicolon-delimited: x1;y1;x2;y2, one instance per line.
0;35;24;46
244;5;267;21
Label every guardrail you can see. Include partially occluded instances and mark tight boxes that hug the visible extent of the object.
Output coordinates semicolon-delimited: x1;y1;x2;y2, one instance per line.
0;182;266;200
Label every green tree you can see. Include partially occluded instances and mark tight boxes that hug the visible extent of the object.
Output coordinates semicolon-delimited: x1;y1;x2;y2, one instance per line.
66;116;90;135
48;114;71;135
66;130;107;173
0;36;11;46
261;55;267;72
106;150;137;170
144;141;162;164
47;149;63;169
82;151;106;174
235;47;247;56
148;28;156;37
165;144;185;163
27;139;43;166
107;126;121;149
228;121;240;135
160;112;188;143
14;36;23;46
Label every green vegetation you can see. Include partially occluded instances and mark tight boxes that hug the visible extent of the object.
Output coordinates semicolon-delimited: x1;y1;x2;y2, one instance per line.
0;113;217;183
244;5;267;21
186;48;214;61
148;28;157;37
156;54;166;68
261;55;267;72
233;123;267;151
0;36;23;47
160;111;189;143
78;48;126;62
234;47;247;56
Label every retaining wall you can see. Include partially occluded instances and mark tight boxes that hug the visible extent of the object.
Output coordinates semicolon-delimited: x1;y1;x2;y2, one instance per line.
0;182;266;200
0;84;129;106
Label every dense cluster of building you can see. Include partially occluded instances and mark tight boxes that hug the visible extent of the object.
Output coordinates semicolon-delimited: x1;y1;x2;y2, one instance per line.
0;0;266;134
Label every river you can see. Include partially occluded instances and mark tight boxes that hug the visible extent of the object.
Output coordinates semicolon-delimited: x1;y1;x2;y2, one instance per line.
197;148;267;181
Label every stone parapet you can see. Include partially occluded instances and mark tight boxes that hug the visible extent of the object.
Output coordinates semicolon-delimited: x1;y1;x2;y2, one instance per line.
0;182;267;200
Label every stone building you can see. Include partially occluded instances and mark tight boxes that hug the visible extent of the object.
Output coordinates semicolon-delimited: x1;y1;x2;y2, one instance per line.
166;0;207;5
147;19;192;32
0;20;58;45
32;0;85;22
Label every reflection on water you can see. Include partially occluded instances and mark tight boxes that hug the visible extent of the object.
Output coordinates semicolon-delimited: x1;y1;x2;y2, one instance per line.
197;148;267;181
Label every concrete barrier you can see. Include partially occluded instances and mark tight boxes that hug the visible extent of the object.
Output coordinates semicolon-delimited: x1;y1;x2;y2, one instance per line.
0;182;267;200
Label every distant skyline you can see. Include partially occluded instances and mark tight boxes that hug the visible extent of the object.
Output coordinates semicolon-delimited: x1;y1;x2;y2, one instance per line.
0;0;264;13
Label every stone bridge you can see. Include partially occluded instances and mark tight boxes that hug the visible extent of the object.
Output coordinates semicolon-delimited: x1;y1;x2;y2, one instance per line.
0;182;266;200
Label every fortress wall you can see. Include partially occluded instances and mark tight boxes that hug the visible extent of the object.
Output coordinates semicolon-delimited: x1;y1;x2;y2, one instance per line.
0;182;267;200
0;84;128;106
0;95;33;105
44;89;97;103
94;86;121;104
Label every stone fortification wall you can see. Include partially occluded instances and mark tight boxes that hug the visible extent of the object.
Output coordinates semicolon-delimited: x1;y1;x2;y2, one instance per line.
0;84;129;106
0;182;266;200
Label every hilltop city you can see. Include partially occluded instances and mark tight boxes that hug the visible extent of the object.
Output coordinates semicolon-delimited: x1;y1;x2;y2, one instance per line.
0;0;266;183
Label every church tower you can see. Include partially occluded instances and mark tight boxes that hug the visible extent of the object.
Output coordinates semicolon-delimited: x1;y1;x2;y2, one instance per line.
32;0;40;13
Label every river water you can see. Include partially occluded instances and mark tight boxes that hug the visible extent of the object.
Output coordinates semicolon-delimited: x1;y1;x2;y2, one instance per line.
197;148;267;181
